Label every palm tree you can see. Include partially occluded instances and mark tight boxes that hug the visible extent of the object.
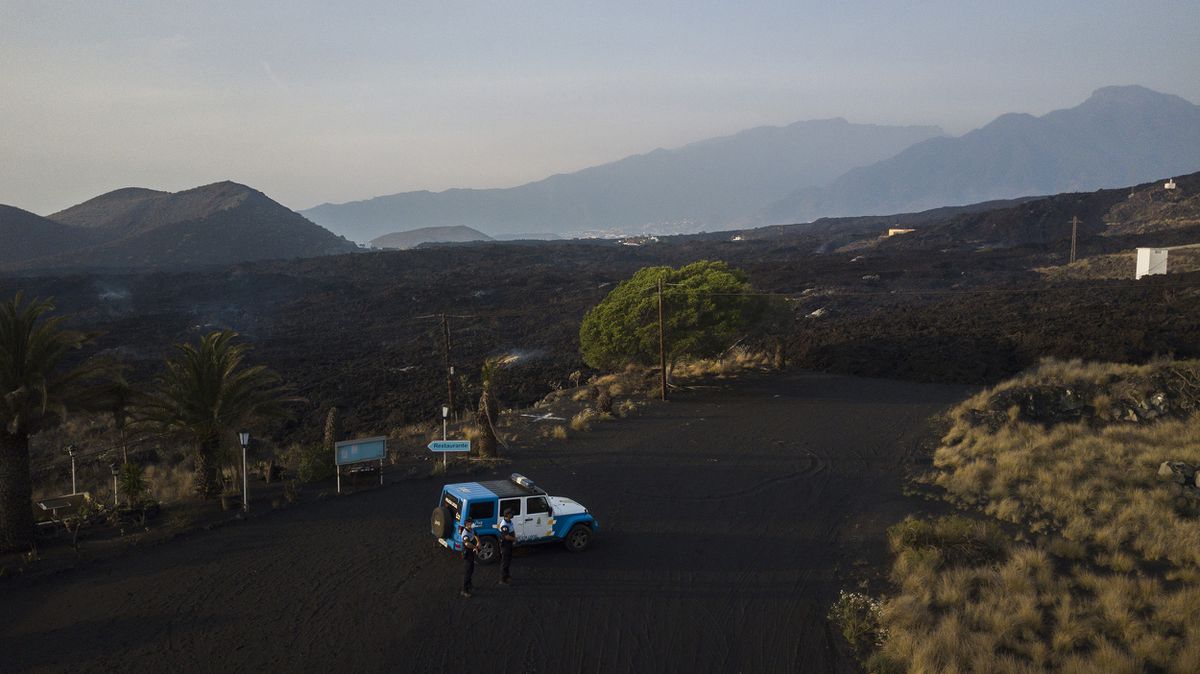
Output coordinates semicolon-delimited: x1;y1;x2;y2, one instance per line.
0;293;107;552
139;330;295;498
475;357;502;458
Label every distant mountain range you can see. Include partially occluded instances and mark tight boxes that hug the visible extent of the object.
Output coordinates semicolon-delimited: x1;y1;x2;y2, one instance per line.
305;86;1200;241
0;182;357;272
370;225;493;250
302;119;945;242
760;86;1200;224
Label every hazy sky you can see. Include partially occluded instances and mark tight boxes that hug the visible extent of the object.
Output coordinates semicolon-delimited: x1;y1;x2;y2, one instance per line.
3;1;1198;215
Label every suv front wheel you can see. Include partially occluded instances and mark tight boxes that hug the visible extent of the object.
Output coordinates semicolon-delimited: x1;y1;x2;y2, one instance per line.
564;524;591;552
475;536;499;564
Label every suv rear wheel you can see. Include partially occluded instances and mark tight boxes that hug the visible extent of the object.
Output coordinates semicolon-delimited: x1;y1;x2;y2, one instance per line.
564;524;591;552
475;536;499;564
430;507;452;538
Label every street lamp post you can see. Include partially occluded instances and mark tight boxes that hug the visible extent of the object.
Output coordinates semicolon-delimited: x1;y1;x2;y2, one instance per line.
109;463;119;507
238;431;250;513
441;405;449;471
67;444;77;495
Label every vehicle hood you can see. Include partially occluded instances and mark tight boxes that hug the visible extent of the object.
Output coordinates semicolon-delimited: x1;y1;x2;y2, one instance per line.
549;496;587;517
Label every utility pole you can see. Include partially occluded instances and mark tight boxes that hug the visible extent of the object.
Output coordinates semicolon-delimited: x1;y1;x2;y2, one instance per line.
1069;216;1079;264
657;277;667;401
440;314;455;416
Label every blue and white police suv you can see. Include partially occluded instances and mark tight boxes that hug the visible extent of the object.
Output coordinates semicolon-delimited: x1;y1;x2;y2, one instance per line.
430;473;598;564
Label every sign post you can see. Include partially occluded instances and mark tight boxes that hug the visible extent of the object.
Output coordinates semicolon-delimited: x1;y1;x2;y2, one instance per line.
334;436;389;494
441;405;450;469
67;445;77;495
428;440;471;471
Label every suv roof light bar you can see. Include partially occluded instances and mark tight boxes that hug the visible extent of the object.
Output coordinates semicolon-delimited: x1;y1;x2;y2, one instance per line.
510;473;546;494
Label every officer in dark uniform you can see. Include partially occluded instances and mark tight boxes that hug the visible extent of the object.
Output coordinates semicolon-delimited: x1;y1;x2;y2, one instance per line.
499;509;516;585
460;520;478;598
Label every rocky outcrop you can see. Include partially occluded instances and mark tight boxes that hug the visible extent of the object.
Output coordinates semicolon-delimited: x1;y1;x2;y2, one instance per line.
961;361;1200;430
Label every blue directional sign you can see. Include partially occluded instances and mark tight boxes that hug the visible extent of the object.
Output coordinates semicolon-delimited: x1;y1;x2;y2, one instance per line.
334;436;388;466
428;440;471;453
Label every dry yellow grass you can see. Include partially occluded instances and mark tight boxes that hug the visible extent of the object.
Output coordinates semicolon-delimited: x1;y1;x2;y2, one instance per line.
876;516;1200;673
673;349;774;380
569;410;596;432
841;360;1200;672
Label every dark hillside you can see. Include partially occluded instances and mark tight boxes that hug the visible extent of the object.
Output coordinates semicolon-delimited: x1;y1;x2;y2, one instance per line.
0;205;98;266
49;187;172;235
4;175;1200;444
5;182;358;271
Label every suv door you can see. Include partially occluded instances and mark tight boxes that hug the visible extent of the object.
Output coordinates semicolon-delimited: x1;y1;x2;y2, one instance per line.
520;496;553;541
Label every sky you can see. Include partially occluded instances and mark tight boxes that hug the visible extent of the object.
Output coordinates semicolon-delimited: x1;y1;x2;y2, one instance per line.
2;1;1198;215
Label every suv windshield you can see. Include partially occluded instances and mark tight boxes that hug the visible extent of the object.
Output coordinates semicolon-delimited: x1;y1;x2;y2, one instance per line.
442;492;462;521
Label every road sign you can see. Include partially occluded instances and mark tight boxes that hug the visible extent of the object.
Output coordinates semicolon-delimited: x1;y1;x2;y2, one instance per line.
335;436;388;466
428;440;471;453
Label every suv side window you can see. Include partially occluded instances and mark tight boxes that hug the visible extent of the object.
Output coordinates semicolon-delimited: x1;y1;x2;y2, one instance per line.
468;500;495;521
442;492;462;521
526;497;550;515
499;498;522;517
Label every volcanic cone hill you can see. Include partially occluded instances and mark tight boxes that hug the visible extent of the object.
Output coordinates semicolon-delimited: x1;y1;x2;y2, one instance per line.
370;225;494;250
0;204;98;266
3;182;358;272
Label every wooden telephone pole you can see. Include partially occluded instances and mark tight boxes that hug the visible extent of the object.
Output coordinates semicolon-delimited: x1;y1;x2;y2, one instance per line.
1069;216;1080;264
657;278;667;401
440;314;455;414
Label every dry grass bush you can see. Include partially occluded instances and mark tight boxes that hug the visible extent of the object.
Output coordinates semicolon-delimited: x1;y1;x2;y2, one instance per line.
932;402;1200;569
674;349;774;380
569;410;596;432
869;359;1200;672
878;516;1200;673
551;425;567;440
930;358;1200;570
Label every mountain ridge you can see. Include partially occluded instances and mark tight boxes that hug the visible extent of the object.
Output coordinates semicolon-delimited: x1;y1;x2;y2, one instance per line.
760;86;1200;224
302;118;945;241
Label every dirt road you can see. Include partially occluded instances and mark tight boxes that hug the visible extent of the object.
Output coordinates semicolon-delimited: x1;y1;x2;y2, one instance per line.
0;372;968;673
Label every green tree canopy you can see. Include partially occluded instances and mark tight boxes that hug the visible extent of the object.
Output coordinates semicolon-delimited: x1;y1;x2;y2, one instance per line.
138;330;296;498
579;260;772;372
0;293;109;552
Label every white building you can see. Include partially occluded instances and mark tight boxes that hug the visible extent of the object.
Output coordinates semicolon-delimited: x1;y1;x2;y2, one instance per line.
1136;248;1169;280
1164;178;1177;190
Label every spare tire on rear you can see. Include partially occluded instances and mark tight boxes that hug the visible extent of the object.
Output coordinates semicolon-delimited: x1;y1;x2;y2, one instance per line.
431;507;452;538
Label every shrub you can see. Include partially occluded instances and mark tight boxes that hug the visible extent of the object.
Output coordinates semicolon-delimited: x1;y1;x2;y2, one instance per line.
295;444;335;483
570;410;596;432
888;516;1008;569
118;462;148;505
828;590;887;651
